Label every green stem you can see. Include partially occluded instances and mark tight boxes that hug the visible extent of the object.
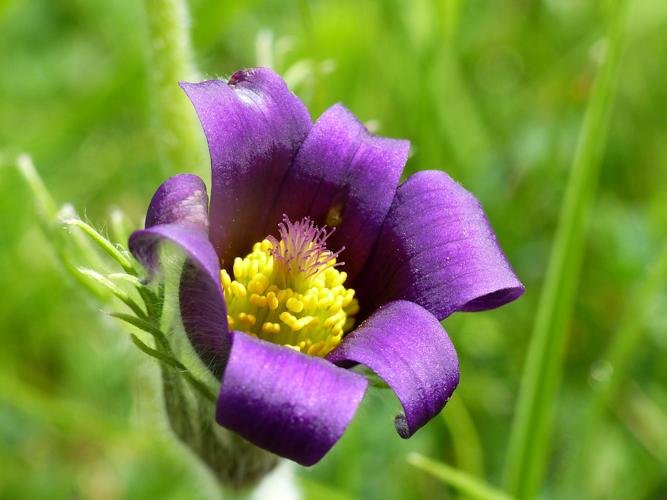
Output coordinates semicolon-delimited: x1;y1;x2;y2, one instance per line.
16;155;114;298
143;0;206;173
502;2;629;498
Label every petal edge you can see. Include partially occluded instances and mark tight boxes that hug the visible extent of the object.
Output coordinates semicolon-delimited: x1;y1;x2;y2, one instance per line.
357;170;524;320
328;300;459;438
216;332;367;466
145;173;209;232
180;68;311;267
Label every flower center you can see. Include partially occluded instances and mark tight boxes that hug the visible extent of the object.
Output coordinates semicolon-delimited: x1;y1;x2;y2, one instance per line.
221;216;359;357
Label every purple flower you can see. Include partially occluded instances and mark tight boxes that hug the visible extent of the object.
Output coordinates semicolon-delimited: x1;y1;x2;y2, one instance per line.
129;68;524;466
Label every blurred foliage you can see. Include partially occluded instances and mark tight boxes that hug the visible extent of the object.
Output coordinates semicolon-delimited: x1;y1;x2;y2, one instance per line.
1;0;666;498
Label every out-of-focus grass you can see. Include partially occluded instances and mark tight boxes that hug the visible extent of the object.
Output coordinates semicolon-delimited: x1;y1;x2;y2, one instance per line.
504;2;628;497
1;0;666;498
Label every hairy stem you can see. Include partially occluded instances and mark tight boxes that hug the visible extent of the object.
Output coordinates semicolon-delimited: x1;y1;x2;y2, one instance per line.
143;0;206;173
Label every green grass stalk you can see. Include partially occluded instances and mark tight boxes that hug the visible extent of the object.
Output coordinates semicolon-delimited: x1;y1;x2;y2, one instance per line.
502;2;630;498
408;453;513;500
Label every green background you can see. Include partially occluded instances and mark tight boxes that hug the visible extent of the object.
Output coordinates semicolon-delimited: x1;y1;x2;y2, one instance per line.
1;0;666;498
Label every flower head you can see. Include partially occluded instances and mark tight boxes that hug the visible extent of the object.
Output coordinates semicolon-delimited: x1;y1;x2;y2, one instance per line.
129;68;524;466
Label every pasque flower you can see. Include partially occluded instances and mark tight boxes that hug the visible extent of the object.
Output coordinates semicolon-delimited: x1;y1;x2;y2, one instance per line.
129;68;524;466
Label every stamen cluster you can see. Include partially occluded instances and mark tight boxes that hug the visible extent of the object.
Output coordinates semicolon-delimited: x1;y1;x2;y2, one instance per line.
221;217;358;356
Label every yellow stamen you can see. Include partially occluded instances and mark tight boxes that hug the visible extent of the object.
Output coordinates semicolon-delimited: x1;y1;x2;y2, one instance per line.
220;217;359;357
238;312;256;326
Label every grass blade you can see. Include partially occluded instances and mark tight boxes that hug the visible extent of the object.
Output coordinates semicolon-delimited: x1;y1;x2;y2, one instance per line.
502;2;630;498
442;394;485;478
408;453;513;500
16;154;57;219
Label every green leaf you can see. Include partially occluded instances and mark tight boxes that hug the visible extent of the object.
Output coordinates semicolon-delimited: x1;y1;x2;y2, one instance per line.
110;311;165;340
62;218;135;274
125;326;216;404
129;334;187;370
129;334;216;404
77;268;146;318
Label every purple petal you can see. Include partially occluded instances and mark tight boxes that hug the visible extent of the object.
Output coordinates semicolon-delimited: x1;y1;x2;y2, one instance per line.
357;171;524;320
327;300;459;438
129;224;229;374
180;68;311;268
268;104;409;279
216;331;368;466
145;174;209;232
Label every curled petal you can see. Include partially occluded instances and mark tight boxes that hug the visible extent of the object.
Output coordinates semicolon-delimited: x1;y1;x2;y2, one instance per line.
129;224;229;375
180;68;311;267
145;174;209;232
327;300;459;438
216;332;368;466
357;171;524;320
268;104;409;279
